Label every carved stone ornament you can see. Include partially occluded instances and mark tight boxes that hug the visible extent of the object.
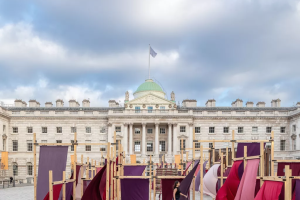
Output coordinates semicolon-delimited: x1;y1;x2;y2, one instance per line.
291;134;297;140
156;104;159;108
129;104;133;108
143;104;146;108
2;134;7;140
125;104;128;108
173;104;177;108
169;104;172;108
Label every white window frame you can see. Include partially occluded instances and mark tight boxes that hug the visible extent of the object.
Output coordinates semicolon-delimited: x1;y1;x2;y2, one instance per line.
159;141;166;152
223;127;229;133
280;127;286;133
13;127;18;133
27;140;33;152
134;141;141;152
27;127;33;134
71;127;77;133
195;127;201;133
56;127;62;133
42;127;47;133
180;126;186;133
252;127;258;133
238;127;243;133
266;127;272;133
86;127;91;133
12;140;18;151
160;128;166;134
209;127;215;133
147;142;153;152
147;129;153;134
135;128;141;134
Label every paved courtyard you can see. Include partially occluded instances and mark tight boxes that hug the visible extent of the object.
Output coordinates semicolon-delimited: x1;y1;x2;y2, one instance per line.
0;185;213;200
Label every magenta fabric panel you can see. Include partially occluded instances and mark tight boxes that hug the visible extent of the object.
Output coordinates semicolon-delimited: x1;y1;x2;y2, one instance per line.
254;181;283;200
161;179;184;200
123;166;146;176
37;146;68;200
179;160;200;200
235;159;260;200
96;167;102;174
81;165;106;200
183;161;193;175
121;179;149;200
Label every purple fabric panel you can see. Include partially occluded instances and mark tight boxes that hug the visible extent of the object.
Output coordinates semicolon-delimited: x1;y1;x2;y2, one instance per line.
121;179;149;200
179;160;200;200
236;143;262;158
195;160;208;191
65;182;73;200
37;146;68;200
123;166;146;176
238;161;244;180
296;180;300;200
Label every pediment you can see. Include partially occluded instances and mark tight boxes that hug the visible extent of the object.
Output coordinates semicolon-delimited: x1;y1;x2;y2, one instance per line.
126;93;175;105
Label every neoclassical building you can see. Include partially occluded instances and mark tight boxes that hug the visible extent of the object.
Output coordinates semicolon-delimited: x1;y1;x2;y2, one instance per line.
0;78;300;183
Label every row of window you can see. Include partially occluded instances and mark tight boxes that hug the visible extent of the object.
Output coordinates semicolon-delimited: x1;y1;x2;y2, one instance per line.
134;141;166;152
11;162;33;176
134;106;166;113
195;126;287;134
12;126;106;134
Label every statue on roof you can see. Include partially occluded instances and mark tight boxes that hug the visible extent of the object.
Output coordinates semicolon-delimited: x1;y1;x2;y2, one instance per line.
125;91;129;101
171;91;175;101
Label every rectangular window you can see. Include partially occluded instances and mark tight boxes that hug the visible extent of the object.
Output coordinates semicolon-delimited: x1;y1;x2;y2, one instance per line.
148;106;153;113
159;141;166;151
13;164;18;176
195;127;201;133
13;127;18;133
209;127;215;133
86;127;91;133
134;141;141;152
27;165;33;176
147;142;153;152
179;140;186;149
209;143;213;148
160;106;165;109
27;127;33;133
280;127;286;133
115;126;121;132
71;127;76;133
42;127;47;133
238;127;244;133
135;128;141;134
266;127;272;133
252;127;258;133
180;126;186;132
135;106;141;113
71;140;74;151
85;140;91;151
293;125;296;132
100;145;106;152
116;139;121;151
56;127;62;133
12;140;18;151
56;140;62;143
147;129;153;134
223;127;229;133
27;140;33;151
160;128;166;134
195;142;200;151
280;140;286;151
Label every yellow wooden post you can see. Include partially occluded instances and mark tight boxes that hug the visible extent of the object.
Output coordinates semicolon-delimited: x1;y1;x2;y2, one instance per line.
81;155;84;197
200;145;203;200
244;146;247;170
260;142;264;186
212;142;215;165
33;133;37;200
226;147;228;168
49;170;53;200
113;131;117;200
271;131;274;176
149;155;152;200
106;143;111;200
192;129;195;200
73;132;77;200
284;165;290;200
110;147;113;200
62;171;66;200
153;170;156;200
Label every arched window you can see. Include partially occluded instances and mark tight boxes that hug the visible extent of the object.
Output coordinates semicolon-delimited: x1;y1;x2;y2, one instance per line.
13;162;18;176
27;162;33;176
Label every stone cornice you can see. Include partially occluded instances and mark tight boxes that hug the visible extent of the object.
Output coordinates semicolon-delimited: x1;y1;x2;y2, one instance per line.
0;112;10;120
10;116;108;120
193;116;289;120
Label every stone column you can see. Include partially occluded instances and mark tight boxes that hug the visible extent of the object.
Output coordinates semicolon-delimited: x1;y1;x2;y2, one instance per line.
142;123;146;156
107;123;112;143
173;123;177;155
155;123;159;156
168;123;172;156
123;123;128;154
189;123;194;149
129;123;133;155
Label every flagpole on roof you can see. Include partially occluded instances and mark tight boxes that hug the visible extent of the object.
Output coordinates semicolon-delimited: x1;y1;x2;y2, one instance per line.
148;44;151;79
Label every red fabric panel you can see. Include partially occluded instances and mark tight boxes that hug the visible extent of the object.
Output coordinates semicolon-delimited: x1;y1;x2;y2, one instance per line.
161;178;184;200
81;165;107;200
43;184;63;200
254;181;283;200
277;163;300;200
216;161;243;200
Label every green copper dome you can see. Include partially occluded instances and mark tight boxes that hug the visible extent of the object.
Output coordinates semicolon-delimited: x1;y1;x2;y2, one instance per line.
134;79;164;94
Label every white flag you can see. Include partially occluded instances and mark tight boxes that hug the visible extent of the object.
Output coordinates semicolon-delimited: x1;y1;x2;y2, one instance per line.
150;47;157;58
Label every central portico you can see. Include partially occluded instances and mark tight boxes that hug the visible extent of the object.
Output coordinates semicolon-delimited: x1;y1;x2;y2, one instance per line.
106;79;193;162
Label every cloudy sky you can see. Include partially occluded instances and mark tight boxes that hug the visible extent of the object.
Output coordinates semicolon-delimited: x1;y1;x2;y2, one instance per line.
0;0;300;107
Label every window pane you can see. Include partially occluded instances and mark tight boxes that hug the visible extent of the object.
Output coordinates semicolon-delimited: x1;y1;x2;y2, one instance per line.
195;127;201;133
159;141;165;151
42;127;47;133
135;128;140;134
134;141;140;152
147;129;153;134
238;127;243;133
160;128;166;134
27;140;33;151
209;127;215;133
147;142;153;152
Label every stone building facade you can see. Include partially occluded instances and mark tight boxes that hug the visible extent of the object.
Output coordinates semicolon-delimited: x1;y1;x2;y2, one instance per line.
0;78;300;183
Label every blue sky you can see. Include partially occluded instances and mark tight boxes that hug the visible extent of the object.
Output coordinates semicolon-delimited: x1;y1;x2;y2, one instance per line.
0;0;300;107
